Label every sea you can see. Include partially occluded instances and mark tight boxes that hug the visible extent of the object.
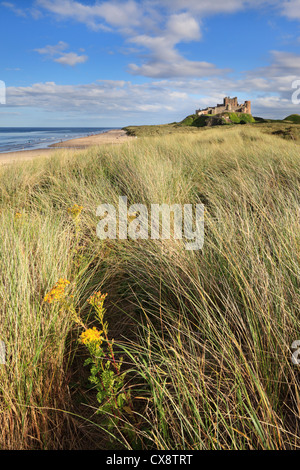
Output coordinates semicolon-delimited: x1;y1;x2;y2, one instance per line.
0;127;119;153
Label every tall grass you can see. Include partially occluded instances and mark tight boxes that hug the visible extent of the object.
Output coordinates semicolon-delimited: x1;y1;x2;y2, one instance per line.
0;127;299;449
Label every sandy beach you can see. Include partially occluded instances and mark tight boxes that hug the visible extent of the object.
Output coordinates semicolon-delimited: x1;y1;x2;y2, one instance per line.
50;129;134;148
0;129;134;165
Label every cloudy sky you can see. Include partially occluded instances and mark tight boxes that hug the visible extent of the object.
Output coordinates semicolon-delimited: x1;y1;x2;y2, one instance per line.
0;0;300;126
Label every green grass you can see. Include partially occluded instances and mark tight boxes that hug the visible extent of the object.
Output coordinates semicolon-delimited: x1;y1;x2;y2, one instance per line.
254;122;300;141
123;123;200;137
284;114;300;124
191;115;212;127
0;125;299;449
124;112;257;136
227;112;256;124
179;114;198;126
178;112;255;128
124;119;300;142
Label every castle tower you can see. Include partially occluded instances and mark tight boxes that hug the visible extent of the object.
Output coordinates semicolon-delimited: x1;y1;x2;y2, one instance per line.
224;97;232;110
244;100;251;114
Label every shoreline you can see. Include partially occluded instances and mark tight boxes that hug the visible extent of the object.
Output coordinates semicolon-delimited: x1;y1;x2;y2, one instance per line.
0;129;134;165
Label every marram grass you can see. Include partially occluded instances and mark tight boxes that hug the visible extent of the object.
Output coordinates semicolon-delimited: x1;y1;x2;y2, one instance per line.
0;126;299;449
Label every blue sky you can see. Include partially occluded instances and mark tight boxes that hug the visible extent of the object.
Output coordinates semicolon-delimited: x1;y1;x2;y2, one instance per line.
0;0;300;126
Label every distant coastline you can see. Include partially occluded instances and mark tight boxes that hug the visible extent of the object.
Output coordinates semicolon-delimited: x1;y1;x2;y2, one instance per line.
0;127;120;154
0;129;135;165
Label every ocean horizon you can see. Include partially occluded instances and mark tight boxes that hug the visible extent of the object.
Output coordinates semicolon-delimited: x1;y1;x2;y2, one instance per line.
0;127;120;153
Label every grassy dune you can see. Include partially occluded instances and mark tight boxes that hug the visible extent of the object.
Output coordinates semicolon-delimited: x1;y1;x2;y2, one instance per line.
0;125;299;449
124;120;300;140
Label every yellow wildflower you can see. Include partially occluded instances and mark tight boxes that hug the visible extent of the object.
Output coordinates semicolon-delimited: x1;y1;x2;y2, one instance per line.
87;291;108;309
44;278;70;304
80;327;103;346
15;212;23;219
68;204;83;219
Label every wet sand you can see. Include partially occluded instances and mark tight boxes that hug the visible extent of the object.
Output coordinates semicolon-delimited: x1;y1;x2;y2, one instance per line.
0;129;134;165
50;129;134;149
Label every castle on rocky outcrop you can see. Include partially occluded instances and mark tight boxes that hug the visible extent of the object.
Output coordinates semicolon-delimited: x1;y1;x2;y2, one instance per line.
196;97;251;116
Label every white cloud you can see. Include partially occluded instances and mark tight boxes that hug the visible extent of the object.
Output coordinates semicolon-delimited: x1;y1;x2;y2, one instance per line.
35;41;68;56
91;0;141;28
281;0;300;20
54;52;88;66
166;12;201;42
3;72;299;123
1;1;44;18
246;51;300;82
127;12;224;78
36;0;141;31
35;41;88;66
269;50;300;74
5;80;189;118
1;1;27;17
128;59;228;79
129;35;178;62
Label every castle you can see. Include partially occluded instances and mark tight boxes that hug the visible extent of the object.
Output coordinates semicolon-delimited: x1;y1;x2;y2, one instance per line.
196;97;251;116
